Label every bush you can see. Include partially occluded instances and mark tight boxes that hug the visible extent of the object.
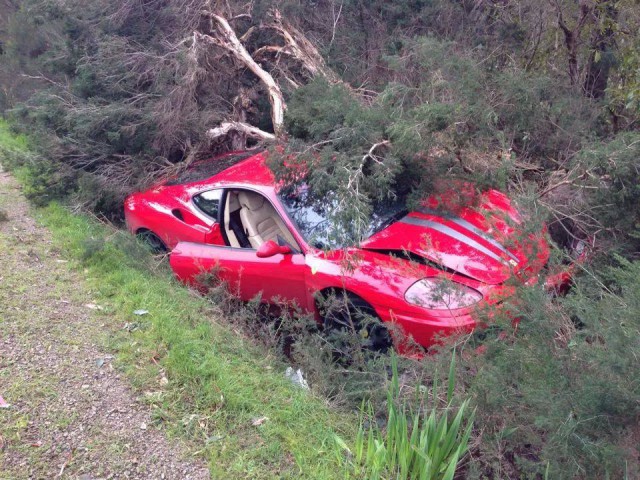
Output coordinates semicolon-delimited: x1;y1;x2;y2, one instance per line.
446;259;640;479
572;132;640;255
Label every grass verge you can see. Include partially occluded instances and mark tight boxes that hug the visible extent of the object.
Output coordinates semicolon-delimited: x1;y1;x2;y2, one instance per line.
36;203;353;479
0;119;28;152
1;117;355;479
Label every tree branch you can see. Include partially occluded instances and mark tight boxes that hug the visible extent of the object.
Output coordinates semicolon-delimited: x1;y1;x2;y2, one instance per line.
207;121;276;142
265;9;340;83
200;12;287;137
363;140;390;165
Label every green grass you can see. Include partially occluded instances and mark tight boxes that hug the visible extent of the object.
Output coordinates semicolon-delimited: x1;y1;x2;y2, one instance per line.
35;203;354;478
0;119;28;152
0;118;35;185
0;119;356;478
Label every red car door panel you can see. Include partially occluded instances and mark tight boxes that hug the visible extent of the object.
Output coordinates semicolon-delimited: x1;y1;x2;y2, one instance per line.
203;224;226;246
170;242;310;310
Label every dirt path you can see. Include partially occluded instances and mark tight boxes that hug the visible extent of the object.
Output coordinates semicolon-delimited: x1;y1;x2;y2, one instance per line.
0;167;210;480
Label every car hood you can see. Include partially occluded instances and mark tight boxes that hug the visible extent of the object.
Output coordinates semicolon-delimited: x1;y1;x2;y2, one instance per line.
360;191;549;285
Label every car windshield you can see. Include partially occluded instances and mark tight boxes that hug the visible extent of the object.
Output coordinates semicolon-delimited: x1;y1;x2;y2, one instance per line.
278;183;407;249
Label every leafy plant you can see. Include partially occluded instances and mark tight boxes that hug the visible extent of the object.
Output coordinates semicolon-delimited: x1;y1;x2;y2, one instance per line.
334;353;474;480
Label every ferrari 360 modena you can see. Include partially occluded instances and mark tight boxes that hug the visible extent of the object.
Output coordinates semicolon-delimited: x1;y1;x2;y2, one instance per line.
125;151;573;351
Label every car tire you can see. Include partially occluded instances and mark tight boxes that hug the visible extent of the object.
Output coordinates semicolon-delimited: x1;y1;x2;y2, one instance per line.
137;229;168;254
321;291;393;355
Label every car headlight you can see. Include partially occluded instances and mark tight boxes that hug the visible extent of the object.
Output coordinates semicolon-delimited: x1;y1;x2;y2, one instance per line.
405;278;483;310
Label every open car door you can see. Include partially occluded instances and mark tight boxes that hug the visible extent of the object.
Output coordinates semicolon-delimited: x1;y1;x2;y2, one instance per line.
169;242;310;310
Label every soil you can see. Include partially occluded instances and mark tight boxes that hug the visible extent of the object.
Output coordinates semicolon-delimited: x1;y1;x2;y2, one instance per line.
0;166;210;480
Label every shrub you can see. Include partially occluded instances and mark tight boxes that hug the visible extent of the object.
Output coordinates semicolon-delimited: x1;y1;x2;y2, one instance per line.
446;259;640;479
572;132;640;255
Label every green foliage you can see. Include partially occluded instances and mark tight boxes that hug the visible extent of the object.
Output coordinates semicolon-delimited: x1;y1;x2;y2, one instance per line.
611;38;640;112
0;119;78;206
0;119;29;152
439;262;640;479
334;354;474;480
573;132;640;253
276;37;598;247
286;80;361;141
384;37;599;161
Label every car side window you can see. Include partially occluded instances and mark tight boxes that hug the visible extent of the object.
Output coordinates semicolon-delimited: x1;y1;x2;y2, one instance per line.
193;189;223;220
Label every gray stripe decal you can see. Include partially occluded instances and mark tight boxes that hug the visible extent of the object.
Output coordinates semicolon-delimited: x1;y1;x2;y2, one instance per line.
419;208;519;263
401;216;507;265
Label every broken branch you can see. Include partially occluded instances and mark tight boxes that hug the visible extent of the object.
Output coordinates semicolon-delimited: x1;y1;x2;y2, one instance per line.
200;12;287;137
207;121;276;142
363;140;390;165
265;9;340;83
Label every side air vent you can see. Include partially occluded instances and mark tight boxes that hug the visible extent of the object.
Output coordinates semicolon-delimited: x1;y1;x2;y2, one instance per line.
172;209;184;221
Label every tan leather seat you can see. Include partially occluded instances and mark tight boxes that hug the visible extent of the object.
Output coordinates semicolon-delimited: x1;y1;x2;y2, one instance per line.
238;191;296;249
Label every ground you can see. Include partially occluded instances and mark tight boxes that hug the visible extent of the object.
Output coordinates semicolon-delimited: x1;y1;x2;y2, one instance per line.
0;166;210;479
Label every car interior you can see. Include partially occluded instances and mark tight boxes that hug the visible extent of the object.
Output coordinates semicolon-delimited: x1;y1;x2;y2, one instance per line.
224;190;298;251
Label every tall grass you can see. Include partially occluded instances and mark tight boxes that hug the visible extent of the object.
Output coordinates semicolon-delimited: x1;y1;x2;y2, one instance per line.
334;353;474;480
0;119;29;152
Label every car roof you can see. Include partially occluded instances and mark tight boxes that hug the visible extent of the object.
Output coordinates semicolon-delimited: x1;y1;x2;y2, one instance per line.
207;151;276;188
164;150;270;187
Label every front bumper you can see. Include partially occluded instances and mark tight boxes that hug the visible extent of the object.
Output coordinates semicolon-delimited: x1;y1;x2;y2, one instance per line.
372;262;581;353
374;305;477;354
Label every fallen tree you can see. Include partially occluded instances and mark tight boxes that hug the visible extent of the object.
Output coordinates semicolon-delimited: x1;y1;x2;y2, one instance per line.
196;6;343;146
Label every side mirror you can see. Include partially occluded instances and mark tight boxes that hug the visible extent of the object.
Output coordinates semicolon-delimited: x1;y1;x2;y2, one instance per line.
256;240;292;258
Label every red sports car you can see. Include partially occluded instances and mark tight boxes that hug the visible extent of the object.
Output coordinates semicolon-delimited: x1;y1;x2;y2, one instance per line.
125;151;564;351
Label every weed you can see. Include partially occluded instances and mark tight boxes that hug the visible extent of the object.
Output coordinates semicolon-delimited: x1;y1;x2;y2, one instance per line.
334;354;474;480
